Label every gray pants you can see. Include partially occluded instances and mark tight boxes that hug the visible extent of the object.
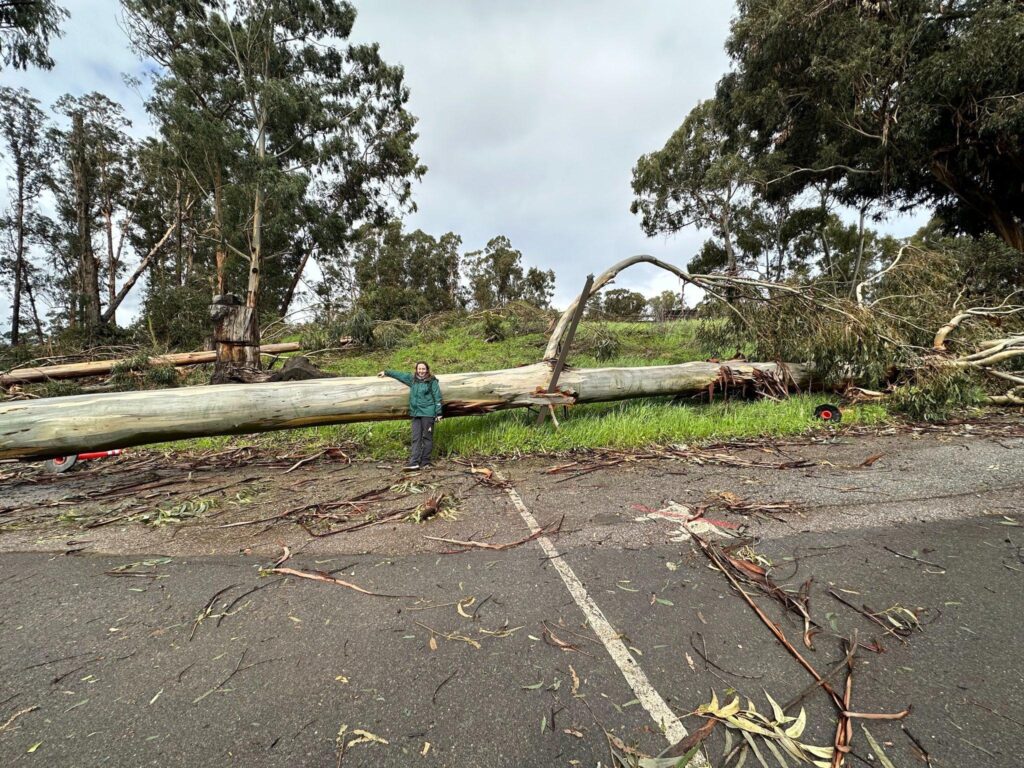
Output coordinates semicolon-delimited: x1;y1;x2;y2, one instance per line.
410;417;435;465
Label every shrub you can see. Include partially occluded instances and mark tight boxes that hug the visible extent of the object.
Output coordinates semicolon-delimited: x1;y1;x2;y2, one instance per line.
299;319;350;352
108;352;154;391
372;319;416;349
144;364;180;389
576;324;621;361
889;363;985;422
480;312;506;342
142;278;211;350
41;380;83;398
417;311;464;342
346;309;375;347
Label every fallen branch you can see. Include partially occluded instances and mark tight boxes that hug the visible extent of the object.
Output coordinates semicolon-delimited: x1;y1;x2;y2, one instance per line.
0;343;300;385
0;705;38;734
694;534;843;709
423;517;562;552
269;566;413;598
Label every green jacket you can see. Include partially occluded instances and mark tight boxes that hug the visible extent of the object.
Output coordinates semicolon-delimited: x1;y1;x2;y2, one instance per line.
385;370;443;417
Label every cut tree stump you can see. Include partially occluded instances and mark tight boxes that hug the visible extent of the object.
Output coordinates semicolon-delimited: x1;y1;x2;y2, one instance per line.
210;294;261;384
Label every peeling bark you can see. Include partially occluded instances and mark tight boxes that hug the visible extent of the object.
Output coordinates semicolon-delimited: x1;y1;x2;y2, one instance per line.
0;360;810;460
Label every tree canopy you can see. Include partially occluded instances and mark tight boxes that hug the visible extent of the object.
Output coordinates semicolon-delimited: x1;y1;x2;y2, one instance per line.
719;0;1024;251
123;0;426;353
0;0;67;69
465;235;556;310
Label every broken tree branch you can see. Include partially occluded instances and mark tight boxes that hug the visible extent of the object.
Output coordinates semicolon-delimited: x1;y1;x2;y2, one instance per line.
269;566;414;598
423;517;562;552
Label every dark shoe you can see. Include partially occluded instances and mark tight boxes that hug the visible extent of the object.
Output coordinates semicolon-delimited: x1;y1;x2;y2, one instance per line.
419;463;433;469
403;464;420;471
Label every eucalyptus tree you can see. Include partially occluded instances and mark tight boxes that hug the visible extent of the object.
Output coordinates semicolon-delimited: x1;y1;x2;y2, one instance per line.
631;100;750;279
0;86;51;343
647;290;683;323
720;0;1024;251
464;235;553;310
123;0;425;368
49;93;140;331
0;0;67;69
601;289;647;320
352;221;462;321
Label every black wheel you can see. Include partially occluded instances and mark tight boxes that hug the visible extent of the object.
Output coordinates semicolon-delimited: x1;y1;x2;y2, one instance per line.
45;455;78;473
814;404;842;423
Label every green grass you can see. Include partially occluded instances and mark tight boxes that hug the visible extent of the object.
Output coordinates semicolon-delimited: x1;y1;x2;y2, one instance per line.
158;318;893;458
20;317;892;460
289;319;708;377
159;394;889;460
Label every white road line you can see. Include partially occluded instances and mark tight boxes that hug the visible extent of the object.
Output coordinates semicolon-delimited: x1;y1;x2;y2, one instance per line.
495;470;705;762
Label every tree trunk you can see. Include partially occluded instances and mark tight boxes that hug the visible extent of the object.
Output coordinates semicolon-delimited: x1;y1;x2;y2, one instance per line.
10;173;25;346
720;204;738;304
213;174;226;294
104;206;116;323
23;267;44;341
71;112;101;329
848;205;868;299
0;360;811;460
0;342;300;386
279;246;312;318
100;217;181;324
212;102;268;380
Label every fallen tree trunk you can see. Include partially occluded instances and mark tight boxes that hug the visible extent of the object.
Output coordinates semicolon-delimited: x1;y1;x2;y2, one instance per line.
0;343;301;386
0;360;809;460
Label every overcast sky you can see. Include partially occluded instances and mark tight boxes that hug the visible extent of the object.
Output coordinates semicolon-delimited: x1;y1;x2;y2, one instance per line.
0;1;929;331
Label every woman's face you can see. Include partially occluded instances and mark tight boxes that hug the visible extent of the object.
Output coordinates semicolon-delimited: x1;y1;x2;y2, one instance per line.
416;363;428;377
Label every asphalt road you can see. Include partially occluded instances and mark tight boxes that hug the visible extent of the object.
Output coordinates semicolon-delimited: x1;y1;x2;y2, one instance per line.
1;426;1022;767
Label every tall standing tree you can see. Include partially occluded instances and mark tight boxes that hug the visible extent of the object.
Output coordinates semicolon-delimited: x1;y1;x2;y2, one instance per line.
123;0;425;373
0;86;51;344
49;93;143;332
521;265;555;309
0;0;67;69
51;101;101;329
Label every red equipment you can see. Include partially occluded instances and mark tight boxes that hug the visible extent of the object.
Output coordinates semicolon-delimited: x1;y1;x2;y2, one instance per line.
45;449;123;473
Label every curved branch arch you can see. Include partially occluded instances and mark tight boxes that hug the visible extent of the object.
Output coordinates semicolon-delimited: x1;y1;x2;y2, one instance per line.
544;255;694;360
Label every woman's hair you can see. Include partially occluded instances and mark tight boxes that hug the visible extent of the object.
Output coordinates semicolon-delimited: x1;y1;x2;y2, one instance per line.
414;361;431;377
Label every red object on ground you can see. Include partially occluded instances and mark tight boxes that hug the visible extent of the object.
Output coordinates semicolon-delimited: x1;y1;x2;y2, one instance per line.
45;449;124;473
77;450;124;461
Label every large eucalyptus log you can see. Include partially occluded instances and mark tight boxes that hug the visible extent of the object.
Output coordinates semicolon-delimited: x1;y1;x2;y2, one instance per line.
0;361;809;460
0;343;300;386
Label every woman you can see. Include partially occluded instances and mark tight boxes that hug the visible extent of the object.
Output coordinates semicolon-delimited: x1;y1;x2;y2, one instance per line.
378;362;443;470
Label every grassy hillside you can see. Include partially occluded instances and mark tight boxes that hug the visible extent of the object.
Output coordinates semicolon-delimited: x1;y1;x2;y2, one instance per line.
159;317;888;459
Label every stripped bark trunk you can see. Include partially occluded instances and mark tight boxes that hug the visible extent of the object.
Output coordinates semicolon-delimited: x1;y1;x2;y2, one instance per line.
0;360;810;460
